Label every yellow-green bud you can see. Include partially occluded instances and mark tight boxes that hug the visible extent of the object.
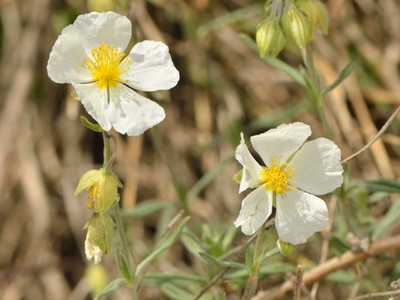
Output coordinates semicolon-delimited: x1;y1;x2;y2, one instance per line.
256;18;286;57
297;0;329;37
85;264;108;293
277;239;297;257
75;168;122;214
264;0;272;15
281;4;312;49
87;0;115;12
85;213;114;263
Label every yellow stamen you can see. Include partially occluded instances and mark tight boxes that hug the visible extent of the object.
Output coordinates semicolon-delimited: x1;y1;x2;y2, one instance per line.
86;43;131;89
260;157;295;194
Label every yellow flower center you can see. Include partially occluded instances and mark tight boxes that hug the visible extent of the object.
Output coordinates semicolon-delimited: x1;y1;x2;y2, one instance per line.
260;157;295;194
86;43;131;90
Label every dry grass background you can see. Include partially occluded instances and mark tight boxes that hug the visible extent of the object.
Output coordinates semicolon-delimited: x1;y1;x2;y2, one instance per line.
1;0;400;299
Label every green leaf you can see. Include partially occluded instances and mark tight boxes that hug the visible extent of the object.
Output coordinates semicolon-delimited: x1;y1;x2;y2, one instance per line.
181;231;205;257
372;201;400;239
323;62;355;95
94;278;126;300
143;272;206;285
121;199;173;218
116;251;133;283
135;216;190;276
325;270;357;284
199;252;246;269
80;116;103;133
363;178;400;194
161;283;196;300
225;262;296;279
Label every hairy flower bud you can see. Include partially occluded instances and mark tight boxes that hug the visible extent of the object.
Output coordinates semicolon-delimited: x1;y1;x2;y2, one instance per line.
256;18;286;57
85;213;114;263
75;168;122;214
281;4;312;49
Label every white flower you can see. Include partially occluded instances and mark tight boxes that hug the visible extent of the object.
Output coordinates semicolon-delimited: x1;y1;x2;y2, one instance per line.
234;122;343;245
47;12;179;136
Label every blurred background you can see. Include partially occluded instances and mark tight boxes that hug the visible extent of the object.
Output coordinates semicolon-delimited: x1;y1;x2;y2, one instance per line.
1;0;400;299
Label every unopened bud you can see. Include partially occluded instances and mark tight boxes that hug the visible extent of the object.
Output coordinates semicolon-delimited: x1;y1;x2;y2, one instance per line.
256;18;286;57
297;0;329;37
281;4;312;49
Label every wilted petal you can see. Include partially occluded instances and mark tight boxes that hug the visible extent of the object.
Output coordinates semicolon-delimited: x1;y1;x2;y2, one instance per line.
72;82;112;131
275;189;329;245
235;133;263;192
290;138;343;195
234;186;273;235
251;122;311;165
108;85;165;136
123;41;180;91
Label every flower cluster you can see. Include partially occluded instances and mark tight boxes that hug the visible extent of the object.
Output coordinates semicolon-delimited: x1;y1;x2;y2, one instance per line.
234;122;343;245
256;0;329;57
47;11;179;136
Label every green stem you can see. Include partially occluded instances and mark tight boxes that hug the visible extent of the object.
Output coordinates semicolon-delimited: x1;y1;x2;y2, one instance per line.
242;227;265;300
102;131;137;299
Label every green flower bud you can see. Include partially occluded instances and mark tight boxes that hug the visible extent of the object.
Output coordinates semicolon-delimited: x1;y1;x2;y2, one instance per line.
85;213;114;263
281;4;312;49
256;18;286;58
87;0;115;12
75;168;122;214
297;0;329;37
277;239;297;257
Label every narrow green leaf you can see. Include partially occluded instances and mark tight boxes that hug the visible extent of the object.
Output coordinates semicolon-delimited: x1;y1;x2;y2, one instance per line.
161;283;196;300
363;178;400;194
94;278;126;300
181;231;205;257
323;62;355;95
199;252;246;269
116;251;133;283
143;272;207;285
135;216;190;275
224;262;296;279
372;201;400;239
121;199;173;218
325;270;357;284
81;116;103;133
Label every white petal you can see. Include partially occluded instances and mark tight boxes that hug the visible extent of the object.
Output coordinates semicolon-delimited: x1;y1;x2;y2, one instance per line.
235;133;263;193
250;122;311;166
73;83;111;131
73;12;132;52
47;25;92;84
290;138;343;195
234;186;273;235
108;85;165;136
275;189;329;245
122;41;180;91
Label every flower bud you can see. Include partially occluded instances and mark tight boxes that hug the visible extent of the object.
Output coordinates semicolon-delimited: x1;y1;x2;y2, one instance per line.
87;0;115;12
256;18;286;57
85;213;114;263
297;0;329;37
277;239;297;257
281;4;312;49
75;168;122;214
